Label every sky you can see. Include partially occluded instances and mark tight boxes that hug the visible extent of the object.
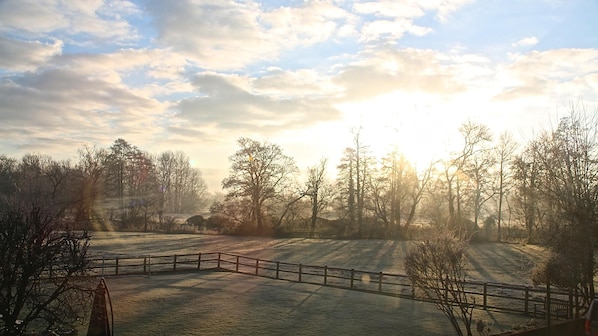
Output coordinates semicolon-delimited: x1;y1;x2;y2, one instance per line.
1;0;597;192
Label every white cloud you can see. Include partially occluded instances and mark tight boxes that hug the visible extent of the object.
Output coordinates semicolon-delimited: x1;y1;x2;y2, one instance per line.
261;1;352;47
494;49;598;101
0;67;164;156
0;36;63;71
512;36;539;47
175;72;341;134
145;0;355;70
419;0;475;22
252;68;343;98
353;1;424;19
350;0;471;43
51;49;188;83
145;0;274;70
0;0;140;45
359;19;420;42
334;47;467;100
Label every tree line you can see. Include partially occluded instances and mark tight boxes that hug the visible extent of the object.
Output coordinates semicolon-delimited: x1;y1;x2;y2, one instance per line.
215;107;596;246
2;107;596;248
0;138;207;231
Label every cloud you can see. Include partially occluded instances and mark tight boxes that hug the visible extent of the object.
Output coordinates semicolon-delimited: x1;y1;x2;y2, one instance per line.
420;0;475;22
0;0;140;45
351;1;463;43
139;0;474;70
0;67;163;155
175;72;341;134
334;47;466;100
0;36;63;71
252;68;343;98
512;36;539;47
493;48;598;101
352;0;473;23
145;0;354;70
359;19;432;42
353;1;425;18
51;48;189;83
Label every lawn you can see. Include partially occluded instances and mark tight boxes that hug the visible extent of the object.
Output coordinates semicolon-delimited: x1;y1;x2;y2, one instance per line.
77;232;553;335
89;232;545;284
96;271;539;336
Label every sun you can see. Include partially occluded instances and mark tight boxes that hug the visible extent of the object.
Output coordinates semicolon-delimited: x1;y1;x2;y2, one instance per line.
335;91;454;172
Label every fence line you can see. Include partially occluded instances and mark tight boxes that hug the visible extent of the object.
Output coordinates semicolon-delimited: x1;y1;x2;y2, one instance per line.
89;252;582;320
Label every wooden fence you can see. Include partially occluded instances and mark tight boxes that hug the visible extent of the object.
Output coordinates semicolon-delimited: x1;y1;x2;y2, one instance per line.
89;252;583;320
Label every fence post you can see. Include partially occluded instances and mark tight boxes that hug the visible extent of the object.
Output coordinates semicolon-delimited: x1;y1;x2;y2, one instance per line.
173;254;177;271
378;272;382;292
276;261;280;279
299;264;302;282
350;269;354;288
115;257;119;275
197;252;201;270
255;259;259;275
567;288;573;318
236;256;239;272
575;287;579;318
217;252;221;269
546;282;551;325
324;266;328;285
483;283;488;309
524;286;529;314
143;257;147;273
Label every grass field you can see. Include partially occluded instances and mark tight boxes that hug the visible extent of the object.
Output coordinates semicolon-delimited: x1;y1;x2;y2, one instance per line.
79;232;553;335
89;232;545;284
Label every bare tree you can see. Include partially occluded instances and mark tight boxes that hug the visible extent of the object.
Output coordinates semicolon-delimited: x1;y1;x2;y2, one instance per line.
494;132;517;241
0;155;17;204
336;147;356;230
0;204;92;335
155;151;207;216
443;121;492;233
336;129;374;237
222;137;297;233
369;151;431;238
304;158;333;237
74;145;107;227
370;152;410;237
528;105;598;310
104;138;136;215
405;161;434;229
511;148;542;243
405;231;474;336
353;129;374;237
181;167;208;213
463;138;495;236
155;151;176;223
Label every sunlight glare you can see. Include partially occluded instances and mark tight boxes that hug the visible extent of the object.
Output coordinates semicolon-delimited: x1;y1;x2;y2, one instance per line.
335;91;458;171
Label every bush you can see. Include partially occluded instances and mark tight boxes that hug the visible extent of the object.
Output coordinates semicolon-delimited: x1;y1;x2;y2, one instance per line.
405;230;474;336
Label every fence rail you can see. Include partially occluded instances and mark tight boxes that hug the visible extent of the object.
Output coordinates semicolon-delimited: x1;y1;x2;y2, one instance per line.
89;252;583;320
